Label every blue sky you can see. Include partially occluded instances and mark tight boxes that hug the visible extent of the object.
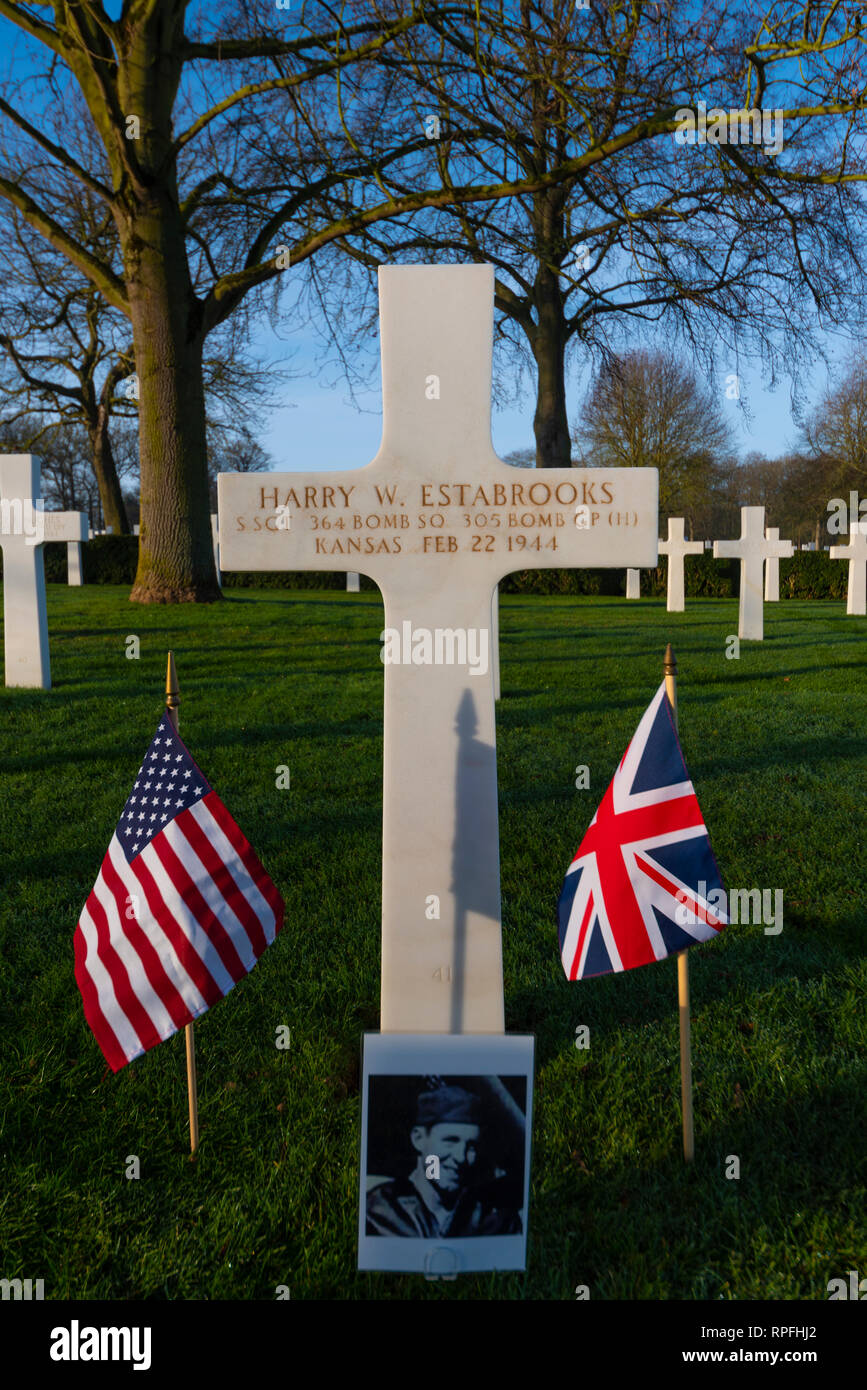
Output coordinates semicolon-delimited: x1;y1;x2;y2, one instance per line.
258;315;851;473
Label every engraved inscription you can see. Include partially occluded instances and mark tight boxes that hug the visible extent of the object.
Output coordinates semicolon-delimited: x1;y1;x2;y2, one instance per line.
231;480;639;559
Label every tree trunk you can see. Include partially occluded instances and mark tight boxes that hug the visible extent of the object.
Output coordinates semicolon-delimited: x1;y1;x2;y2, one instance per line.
89;403;130;535
123;199;218;603
532;267;571;468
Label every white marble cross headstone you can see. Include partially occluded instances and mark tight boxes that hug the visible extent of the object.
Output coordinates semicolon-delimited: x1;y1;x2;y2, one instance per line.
829;525;867;615
67;537;84;586
346;571;360;592
38;507;89;587
658;517;704;612
763;526;793;601
0;455;85;686
210;514;221;589
491;585;500;700
714;505;789;640
625;568;640;599
219;265;658;1033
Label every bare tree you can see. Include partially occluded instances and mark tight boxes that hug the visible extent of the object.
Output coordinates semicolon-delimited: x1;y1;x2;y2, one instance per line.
0;202;136;531
298;1;867;466
574;349;734;530
802;355;867;491
0;0;667;601
0;410;128;525
206;422;274;512
0;189;288;535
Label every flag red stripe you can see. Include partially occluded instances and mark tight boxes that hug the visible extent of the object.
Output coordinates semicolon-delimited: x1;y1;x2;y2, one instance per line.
129;850;225;1008
638;857;724;929
205;795;284;933
595;847;656;971
82;881;161;1054
569;893;594;982
150;831;249;985
579;789;705;859
101;849;193;1032
578;781;654;972
580;779;697;970
73;921;129;1072
177;805;268;958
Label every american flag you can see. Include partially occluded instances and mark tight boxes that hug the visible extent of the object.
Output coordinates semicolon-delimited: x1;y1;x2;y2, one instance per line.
74;713;284;1071
558;681;726;981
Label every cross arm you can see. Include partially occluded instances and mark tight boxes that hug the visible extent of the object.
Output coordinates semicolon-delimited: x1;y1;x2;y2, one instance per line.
218;464;658;591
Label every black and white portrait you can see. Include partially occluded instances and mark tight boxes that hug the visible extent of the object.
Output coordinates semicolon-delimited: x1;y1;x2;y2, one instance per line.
357;1035;534;1274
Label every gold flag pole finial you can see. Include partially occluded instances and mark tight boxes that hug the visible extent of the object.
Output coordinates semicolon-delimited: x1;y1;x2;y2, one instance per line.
164;651;199;1157
166;651;180;731
663;643;693;1163
663;643;677;722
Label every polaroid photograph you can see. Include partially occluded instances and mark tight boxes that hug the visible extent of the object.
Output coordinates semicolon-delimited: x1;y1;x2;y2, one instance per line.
357;1033;534;1275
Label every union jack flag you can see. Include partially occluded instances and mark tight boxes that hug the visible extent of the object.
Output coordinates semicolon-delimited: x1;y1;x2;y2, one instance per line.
74;713;284;1071
558;681;726;980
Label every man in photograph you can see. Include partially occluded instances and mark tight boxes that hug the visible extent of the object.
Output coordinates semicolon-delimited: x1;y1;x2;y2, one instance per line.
366;1082;523;1238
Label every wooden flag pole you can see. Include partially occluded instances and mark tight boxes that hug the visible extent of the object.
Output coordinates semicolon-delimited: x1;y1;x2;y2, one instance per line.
166;651;200;1157
664;643;694;1164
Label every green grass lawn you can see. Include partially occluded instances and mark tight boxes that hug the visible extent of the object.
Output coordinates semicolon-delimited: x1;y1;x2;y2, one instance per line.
0;586;864;1300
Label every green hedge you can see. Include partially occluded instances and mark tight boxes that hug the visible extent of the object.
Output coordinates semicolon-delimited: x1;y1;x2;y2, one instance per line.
28;536;138;585
0;536;849;598
223;568;378;591
499;550;737;597
779;550;848;600
501;550;846;599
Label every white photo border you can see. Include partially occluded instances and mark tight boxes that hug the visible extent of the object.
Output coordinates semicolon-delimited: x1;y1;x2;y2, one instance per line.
357;1033;535;1275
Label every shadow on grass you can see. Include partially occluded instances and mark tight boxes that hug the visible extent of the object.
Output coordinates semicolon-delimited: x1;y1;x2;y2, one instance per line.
504;920;861;1069
496;721;864;776
525;1062;867;1299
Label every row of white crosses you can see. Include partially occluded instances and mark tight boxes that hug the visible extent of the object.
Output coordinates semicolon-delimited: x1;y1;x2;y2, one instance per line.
712;507;793;640
831;525;867;615
3;466;865;702
0;457;171;688
659;518;704;610
0;455;87;687
634;513;780;623
709;507;864;630
631;509;866;627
